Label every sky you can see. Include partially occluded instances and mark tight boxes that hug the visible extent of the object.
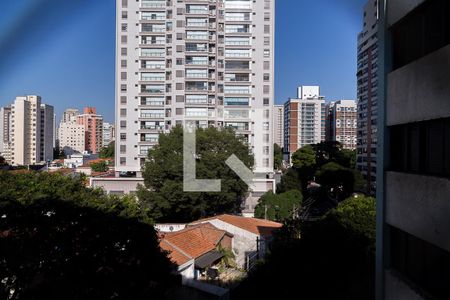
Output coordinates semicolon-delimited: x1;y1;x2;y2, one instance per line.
0;0;366;123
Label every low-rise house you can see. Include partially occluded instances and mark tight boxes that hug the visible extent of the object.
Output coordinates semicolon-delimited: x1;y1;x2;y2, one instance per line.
160;223;233;280
190;214;282;269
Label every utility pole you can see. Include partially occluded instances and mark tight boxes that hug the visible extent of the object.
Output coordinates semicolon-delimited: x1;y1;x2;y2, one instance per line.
264;205;267;220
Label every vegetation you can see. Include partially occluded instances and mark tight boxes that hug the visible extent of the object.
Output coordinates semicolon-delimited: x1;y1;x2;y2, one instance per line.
0;156;7;166
276;168;302;193
0;171;176;299
53;146;65;159
273;143;283;170
254;190;303;221
90;160;109;172
99;141;115;159
234;195;376;300
137;125;253;223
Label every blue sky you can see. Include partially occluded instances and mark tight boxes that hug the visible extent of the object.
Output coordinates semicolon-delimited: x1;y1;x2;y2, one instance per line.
0;0;366;123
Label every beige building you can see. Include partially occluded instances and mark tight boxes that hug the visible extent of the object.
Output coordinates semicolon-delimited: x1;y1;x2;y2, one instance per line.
10;96;54;165
325;100;357;150
58;121;86;154
273;104;284;149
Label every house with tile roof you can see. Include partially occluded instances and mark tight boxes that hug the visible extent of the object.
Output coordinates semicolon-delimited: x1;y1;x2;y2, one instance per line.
159;223;233;283
190;214;282;268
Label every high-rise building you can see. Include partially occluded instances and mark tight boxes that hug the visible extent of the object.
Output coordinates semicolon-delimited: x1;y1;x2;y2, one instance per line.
58;121;86;154
115;0;275;190
325;100;357;150
356;0;379;194
0;106;12;160
273;104;284;149
9;96;54;165
62;108;80;123
377;0;450;299
76;107;103;154
103;122;115;146
284;86;325;160
40;104;55;162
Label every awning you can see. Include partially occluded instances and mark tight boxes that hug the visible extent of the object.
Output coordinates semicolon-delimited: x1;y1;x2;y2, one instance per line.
195;251;224;269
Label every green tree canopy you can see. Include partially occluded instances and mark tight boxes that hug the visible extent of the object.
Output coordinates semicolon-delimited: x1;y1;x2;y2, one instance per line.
315;162;357;201
273;143;283;170
99;141;115;159
91;160;109;172
137;125;254;223
276;168;301;194
254;189;303;221
0;171;175;299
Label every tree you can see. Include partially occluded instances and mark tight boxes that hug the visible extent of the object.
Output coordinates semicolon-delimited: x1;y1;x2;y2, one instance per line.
254;190;303;221
276;168;301;193
233;195;376;300
291;145;316;170
0;156;7;166
99;141;115;159
137;126;254;223
91;160;109;172
315;162;356;201
273;143;283;170
53;146;65;159
0;171;176;299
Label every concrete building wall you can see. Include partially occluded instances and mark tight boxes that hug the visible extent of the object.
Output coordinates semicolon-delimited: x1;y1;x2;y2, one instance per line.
0;107;11;156
90;177;145;195
76;107;104;154
327;100;357;149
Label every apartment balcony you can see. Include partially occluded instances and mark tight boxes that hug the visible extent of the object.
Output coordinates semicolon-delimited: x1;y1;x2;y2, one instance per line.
141;1;166;9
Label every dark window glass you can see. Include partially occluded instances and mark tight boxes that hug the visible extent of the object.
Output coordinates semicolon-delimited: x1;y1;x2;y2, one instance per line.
389;226;450;300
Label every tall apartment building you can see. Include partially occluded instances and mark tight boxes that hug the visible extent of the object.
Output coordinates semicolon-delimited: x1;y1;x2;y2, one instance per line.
62;108;80;123
58;121;86;154
9;96;54;165
284;86;325;160
377;1;450;299
76;107;103;154
273;104;283;148
0;106;12;160
40;104;55;162
115;0;275;184
103;122;115;146
325;100;357;150
356;0;379;194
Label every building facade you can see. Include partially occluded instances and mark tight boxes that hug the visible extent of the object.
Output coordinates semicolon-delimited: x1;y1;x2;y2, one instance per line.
115;0;275;181
58;121;86;154
325;100;357;150
103;122;115;146
356;0;379;194
62;108;80;123
272;104;283;149
0;106;12;160
40;104;55;162
377;0;450;299
76;107;103;154
9;96;54;165
284;86;325;159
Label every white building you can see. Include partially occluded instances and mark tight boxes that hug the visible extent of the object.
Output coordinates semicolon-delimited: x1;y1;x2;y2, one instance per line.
273;104;284;149
58;121;86;154
10;96;54;165
115;0;275;179
103;122;115;146
284;86;325;159
0;106;12;160
62;108;79;123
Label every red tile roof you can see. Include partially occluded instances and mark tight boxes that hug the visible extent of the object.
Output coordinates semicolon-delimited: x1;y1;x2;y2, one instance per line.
191;214;282;236
159;223;230;266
